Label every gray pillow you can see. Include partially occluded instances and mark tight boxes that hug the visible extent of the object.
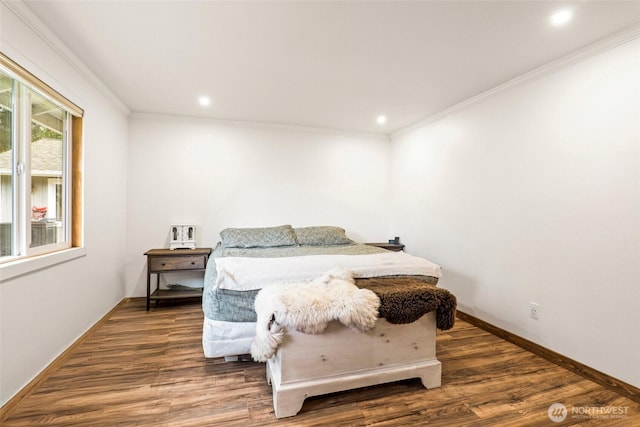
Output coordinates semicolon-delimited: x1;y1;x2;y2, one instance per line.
220;225;297;248
294;226;353;246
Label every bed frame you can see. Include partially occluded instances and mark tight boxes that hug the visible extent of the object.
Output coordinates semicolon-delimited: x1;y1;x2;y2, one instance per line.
265;312;441;418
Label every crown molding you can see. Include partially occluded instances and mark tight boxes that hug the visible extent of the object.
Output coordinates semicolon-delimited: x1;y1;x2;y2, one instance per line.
1;0;130;116
130;112;390;141
391;23;640;140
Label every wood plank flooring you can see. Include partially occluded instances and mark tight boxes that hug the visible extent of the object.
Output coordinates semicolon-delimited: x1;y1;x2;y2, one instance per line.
3;298;639;426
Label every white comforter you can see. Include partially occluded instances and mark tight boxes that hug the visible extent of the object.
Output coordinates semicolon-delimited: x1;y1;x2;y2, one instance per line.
214;251;442;291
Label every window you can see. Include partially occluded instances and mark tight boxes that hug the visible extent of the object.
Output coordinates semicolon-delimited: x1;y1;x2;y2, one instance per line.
0;53;83;264
0;71;13;257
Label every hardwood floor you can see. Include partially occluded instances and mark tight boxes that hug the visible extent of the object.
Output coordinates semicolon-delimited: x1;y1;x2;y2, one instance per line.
3;299;639;426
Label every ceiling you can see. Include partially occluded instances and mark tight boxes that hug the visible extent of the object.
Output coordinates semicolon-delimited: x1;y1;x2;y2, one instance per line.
22;1;640;135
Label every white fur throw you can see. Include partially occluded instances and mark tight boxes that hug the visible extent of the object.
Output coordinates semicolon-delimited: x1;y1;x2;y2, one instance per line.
250;269;380;362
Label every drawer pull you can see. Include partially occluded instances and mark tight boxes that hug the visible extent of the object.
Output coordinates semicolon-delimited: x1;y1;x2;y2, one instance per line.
161;263;166;266
191;261;195;265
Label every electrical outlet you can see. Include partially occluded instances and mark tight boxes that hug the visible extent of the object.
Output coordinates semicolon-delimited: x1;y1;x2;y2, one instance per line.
529;302;539;319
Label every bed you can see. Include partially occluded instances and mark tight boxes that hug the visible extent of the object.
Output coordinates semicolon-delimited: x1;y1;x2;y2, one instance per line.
201;225;456;417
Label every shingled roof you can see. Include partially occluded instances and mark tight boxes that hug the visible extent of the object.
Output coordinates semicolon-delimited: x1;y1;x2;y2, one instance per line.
0;138;62;176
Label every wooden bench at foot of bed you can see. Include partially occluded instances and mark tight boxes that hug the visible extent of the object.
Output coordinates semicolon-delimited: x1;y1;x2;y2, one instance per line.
265;311;441;418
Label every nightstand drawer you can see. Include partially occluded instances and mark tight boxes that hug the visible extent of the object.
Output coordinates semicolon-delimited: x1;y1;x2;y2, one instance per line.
150;255;206;271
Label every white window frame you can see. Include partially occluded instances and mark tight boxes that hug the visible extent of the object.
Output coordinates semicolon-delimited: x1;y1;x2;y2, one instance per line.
0;52;83;273
4;79;71;259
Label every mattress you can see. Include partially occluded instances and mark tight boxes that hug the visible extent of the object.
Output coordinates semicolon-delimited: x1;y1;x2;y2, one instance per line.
202;317;255;358
202;243;396;322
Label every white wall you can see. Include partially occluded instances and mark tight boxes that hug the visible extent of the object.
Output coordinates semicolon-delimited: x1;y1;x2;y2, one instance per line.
0;3;129;406
390;38;640;387
125;115;391;296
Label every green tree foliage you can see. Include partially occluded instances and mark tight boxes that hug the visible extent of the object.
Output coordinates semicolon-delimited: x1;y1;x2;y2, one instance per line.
0;110;61;154
0;108;10;153
32;122;61;141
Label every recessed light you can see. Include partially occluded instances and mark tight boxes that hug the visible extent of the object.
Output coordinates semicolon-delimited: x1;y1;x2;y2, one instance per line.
198;96;211;107
550;9;573;27
376;115;387;125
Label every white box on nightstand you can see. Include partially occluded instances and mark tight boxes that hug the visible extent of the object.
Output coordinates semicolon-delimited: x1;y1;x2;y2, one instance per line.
169;224;196;250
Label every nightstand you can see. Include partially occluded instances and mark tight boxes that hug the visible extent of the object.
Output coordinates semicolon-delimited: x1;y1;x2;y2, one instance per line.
144;247;212;310
365;242;405;252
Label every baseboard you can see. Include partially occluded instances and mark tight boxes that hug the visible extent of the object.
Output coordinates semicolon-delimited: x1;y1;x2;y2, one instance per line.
0;298;130;422
456;311;640;404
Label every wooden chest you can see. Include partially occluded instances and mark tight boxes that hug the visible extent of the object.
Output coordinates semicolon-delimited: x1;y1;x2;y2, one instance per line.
266;312;441;418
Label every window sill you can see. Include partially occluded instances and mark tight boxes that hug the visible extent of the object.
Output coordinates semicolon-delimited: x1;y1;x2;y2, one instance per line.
0;247;86;282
